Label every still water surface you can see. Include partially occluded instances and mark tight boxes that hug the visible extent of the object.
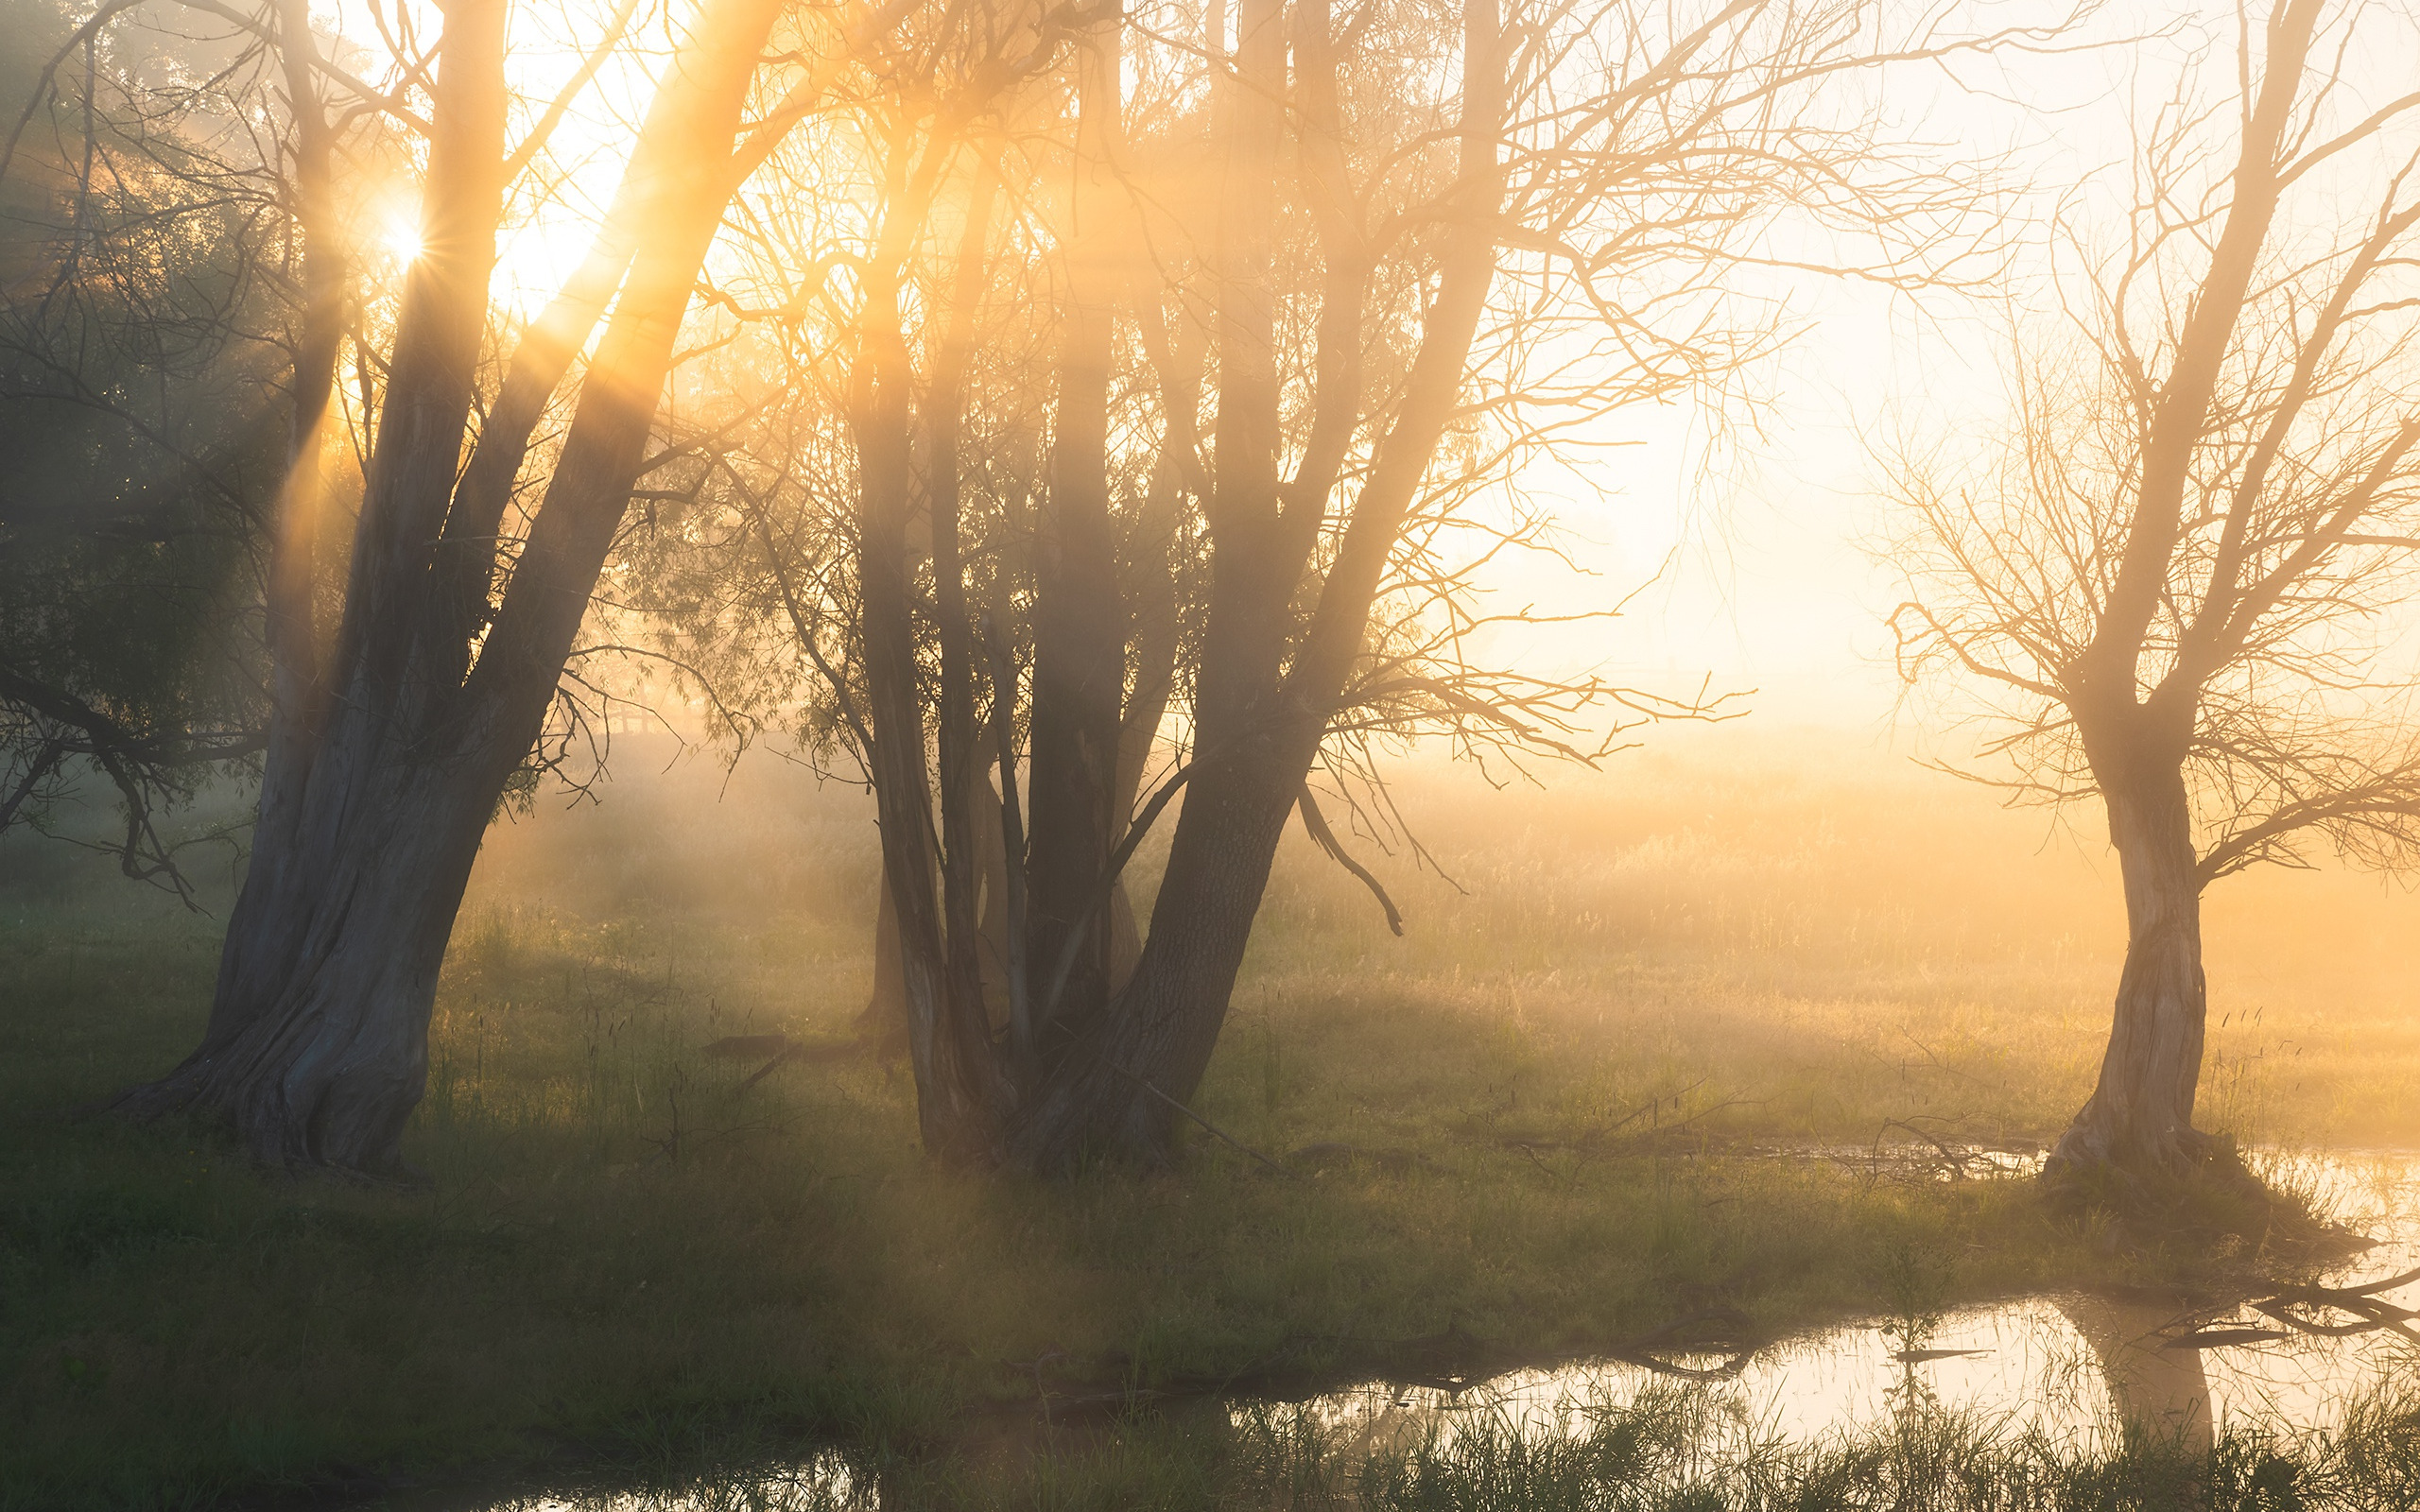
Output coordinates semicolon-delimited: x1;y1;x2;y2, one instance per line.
467;1151;2420;1510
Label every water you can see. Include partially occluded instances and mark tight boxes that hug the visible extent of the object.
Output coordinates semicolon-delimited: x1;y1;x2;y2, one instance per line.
458;1151;2420;1509
1254;1149;2420;1488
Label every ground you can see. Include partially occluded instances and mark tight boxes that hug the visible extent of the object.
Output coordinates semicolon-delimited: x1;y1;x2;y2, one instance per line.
2;730;2413;1508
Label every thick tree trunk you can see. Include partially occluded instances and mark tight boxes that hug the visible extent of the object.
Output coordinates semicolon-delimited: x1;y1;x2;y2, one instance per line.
118;0;790;1176
2046;765;2216;1187
114;728;516;1172
121;0;515;1175
1006;712;1317;1165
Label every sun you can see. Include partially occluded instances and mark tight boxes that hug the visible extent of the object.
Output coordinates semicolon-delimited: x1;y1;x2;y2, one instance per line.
379;204;423;263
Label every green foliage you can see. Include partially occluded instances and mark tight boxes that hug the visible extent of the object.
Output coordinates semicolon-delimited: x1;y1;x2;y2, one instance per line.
0;0;285;882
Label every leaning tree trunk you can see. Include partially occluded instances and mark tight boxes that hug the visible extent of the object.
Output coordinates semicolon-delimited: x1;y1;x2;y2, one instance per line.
116;715;534;1170
112;0;514;1174
1006;709;1321;1165
2046;765;2216;1187
117;0;789;1176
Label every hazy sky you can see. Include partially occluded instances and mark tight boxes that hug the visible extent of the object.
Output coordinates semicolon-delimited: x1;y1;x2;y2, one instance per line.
1480;0;2420;741
315;0;2420;749
1462;1;2144;735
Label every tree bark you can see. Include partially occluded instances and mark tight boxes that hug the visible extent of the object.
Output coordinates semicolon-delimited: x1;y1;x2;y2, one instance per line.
856;861;909;1046
2047;763;2216;1186
128;0;516;1175
850;119;1003;1155
1006;711;1321;1165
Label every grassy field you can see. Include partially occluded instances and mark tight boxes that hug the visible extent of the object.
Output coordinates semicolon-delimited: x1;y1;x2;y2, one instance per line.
2;727;2414;1507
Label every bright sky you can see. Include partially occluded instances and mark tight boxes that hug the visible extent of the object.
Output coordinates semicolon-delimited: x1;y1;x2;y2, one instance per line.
320;0;2420;747
1473;0;2420;744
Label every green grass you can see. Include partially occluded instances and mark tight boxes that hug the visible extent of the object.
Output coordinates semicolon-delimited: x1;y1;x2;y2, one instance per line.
451;1382;2420;1510
2;731;2413;1508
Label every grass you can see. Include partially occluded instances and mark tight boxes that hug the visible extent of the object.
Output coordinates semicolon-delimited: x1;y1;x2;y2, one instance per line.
2;729;2414;1508
458;1381;2420;1510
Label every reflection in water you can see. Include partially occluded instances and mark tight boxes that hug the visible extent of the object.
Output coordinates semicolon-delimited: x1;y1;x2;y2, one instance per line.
459;1152;2420;1510
2055;1294;2212;1452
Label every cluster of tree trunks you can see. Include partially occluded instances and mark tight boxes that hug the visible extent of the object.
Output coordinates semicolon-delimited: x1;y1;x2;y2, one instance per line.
822;0;1508;1171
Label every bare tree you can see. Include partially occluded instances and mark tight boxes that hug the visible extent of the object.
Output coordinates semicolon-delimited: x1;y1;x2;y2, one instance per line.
1891;0;2420;1195
996;0;2045;1169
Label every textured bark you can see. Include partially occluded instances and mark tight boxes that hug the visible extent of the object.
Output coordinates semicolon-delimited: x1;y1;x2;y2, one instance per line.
2046;762;2216;1185
117;0;788;1175
138;0;517;1171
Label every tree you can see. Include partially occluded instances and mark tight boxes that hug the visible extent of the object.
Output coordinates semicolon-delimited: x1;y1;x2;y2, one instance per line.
96;0;843;1176
1890;0;2420;1194
0;0;296;891
994;0;2041;1169
651;0;2045;1168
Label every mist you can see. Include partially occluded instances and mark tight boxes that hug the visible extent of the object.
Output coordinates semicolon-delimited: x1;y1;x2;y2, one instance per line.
11;0;2420;1503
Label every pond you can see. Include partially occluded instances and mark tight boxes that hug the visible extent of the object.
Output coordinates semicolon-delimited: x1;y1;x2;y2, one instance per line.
455;1151;2420;1510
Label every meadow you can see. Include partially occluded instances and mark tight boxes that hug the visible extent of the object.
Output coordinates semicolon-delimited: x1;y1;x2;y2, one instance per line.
2;726;2414;1507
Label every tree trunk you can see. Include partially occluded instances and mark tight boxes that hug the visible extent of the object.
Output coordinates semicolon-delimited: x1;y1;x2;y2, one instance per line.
849;121;1002;1154
970;753;1014;1023
117;730;517;1172
1006;713;1318;1165
1103;444;1184;994
1005;0;1503;1170
856;859;909;1046
116;0;515;1176
1023;12;1130;1055
2046;765;2215;1186
117;0;790;1176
